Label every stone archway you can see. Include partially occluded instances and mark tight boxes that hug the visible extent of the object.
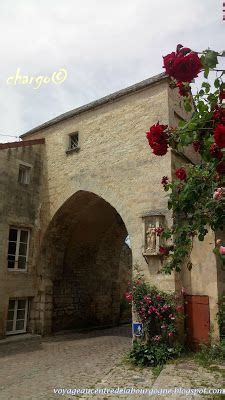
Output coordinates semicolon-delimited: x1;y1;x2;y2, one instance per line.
35;190;132;334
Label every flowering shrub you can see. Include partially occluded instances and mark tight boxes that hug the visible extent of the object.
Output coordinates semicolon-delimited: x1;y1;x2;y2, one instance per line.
146;44;225;273
125;278;184;366
125;278;183;341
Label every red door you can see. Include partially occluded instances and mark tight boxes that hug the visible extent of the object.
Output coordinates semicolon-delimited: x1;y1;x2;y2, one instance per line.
184;295;210;349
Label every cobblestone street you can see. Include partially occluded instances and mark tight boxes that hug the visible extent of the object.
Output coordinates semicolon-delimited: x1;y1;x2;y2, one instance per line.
0;325;224;400
0;326;132;400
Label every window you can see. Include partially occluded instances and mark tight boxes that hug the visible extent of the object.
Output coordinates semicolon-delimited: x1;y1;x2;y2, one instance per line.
7;228;30;270
6;298;28;335
69;132;79;149
18;164;31;185
66;132;80;153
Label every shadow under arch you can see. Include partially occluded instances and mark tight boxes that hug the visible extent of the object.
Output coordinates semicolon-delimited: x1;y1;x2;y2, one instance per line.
36;190;132;334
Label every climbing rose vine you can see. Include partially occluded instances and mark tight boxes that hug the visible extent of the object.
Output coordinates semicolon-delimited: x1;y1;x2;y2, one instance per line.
146;44;225;273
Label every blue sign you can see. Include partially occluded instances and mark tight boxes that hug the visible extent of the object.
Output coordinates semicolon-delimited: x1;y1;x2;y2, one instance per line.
133;322;143;337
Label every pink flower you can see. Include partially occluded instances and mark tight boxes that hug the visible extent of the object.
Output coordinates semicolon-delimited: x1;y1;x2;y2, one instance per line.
176;305;184;313
168;332;174;337
143;295;152;304
124;292;133;302
169;314;176;320
213;188;223;200
219;246;225;255
161;304;170;312
153;335;162;342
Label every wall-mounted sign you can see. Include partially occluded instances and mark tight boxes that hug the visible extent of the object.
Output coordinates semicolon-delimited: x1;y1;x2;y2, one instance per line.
133;322;143;337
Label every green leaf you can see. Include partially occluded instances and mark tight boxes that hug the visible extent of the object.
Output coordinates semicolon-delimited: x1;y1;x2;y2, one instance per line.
203;66;209;79
214;78;220;89
202;50;219;69
183;99;192;112
202;82;211;93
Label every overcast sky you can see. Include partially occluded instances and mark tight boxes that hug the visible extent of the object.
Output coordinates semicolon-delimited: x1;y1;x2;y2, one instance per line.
0;0;224;142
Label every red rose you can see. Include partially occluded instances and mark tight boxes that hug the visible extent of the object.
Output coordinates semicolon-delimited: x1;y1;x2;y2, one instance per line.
162;52;176;76
159;246;169;255
209;143;223;159
216;161;225;175
175;167;187;180
173;52;202;82
214;124;225;148
193;140;201;152
151;142;168;156
219;89;225;102
146;122;168;145
146;123;168;156
213;107;225;124
163;47;202;82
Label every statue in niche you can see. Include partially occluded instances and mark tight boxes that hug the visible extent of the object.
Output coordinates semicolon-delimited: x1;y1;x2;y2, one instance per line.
146;224;156;253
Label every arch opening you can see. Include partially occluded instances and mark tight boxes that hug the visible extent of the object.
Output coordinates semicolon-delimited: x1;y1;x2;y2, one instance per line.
40;190;132;332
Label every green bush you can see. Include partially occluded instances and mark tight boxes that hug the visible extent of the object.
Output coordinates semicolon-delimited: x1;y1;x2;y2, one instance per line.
195;340;225;367
127;340;183;367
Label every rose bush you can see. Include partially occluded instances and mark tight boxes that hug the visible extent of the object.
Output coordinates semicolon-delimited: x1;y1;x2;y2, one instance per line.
125;277;184;366
146;45;225;273
125;278;183;341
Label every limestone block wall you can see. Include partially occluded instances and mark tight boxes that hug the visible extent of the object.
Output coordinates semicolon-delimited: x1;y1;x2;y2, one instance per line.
22;78;173;284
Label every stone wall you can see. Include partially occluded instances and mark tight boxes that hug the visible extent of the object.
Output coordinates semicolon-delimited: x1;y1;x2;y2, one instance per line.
0;140;45;337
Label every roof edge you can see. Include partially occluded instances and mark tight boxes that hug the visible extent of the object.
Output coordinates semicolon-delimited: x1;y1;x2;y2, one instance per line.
21;72;168;138
0;138;45;150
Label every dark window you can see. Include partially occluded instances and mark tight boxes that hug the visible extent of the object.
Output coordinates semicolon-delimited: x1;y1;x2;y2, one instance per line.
7;228;30;270
69;133;79;150
18;164;31;185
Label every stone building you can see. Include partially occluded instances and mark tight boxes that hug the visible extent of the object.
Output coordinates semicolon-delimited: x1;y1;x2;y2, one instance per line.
0;72;223;345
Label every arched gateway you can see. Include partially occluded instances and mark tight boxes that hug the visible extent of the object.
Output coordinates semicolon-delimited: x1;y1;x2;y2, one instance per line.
35;190;132;334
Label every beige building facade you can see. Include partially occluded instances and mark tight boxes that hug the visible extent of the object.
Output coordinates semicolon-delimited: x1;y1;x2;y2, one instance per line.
0;73;223;343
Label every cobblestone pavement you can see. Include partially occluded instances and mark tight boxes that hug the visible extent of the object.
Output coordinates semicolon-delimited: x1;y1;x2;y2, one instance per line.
0;326;224;400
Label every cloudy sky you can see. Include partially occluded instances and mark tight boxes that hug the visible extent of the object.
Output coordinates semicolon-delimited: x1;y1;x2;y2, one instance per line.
0;0;224;142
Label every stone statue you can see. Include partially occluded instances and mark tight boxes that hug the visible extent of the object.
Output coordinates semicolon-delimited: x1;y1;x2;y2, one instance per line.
146;224;156;253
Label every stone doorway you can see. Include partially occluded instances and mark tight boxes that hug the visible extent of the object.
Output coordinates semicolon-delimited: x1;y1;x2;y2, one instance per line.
36;191;132;334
